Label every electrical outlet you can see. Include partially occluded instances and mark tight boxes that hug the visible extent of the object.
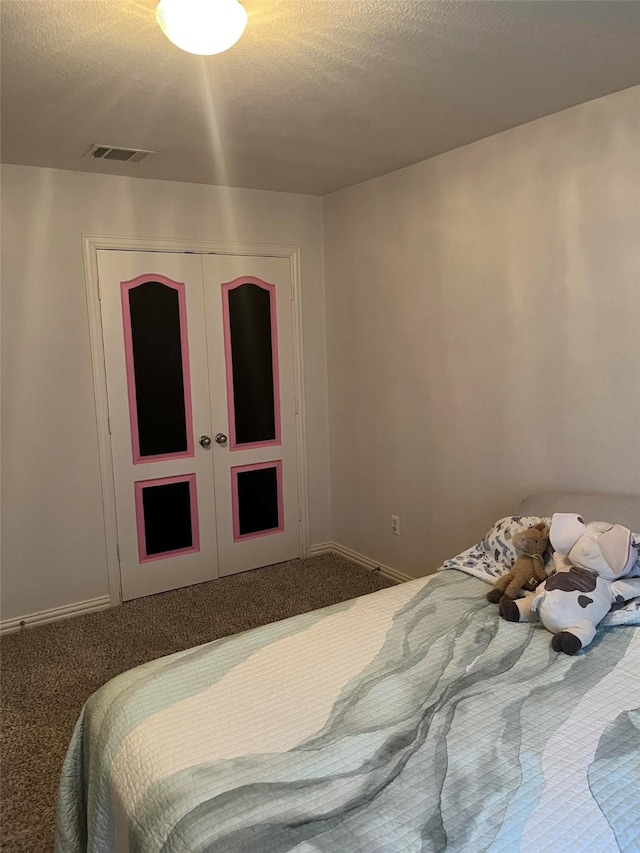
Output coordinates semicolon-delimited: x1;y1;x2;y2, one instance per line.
391;515;400;536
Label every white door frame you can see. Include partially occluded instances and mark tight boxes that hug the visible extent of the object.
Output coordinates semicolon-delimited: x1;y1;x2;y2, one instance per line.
83;234;311;606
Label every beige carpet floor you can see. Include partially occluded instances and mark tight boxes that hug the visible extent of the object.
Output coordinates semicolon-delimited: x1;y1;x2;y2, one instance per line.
0;554;394;852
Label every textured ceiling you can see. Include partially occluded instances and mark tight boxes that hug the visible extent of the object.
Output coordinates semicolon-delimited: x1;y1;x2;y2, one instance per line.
1;0;639;195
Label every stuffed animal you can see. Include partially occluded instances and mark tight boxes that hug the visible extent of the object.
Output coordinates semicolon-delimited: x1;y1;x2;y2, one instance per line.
486;522;549;603
500;513;640;654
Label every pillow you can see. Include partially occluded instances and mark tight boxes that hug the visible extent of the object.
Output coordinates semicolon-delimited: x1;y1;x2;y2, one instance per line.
439;542;504;584
439;516;551;584
482;515;551;569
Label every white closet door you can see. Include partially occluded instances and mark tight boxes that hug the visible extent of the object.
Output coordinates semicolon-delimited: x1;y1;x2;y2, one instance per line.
202;255;301;576
98;250;219;600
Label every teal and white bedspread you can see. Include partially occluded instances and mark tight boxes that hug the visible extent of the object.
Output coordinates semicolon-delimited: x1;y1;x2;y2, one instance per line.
55;571;640;853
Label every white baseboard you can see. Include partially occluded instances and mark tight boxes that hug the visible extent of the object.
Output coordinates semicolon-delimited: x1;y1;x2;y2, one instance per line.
309;542;413;584
0;595;112;635
1;551;411;635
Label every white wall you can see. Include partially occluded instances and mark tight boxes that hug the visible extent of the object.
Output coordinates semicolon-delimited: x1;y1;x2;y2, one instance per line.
3;87;640;620
324;86;640;579
1;166;331;621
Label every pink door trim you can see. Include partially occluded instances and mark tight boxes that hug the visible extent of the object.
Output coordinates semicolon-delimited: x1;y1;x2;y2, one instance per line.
230;460;284;542
221;276;282;451
134;473;200;563
121;274;195;465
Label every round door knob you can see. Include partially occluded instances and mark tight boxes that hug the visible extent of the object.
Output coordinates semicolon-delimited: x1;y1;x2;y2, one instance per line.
215;432;228;445
199;435;212;448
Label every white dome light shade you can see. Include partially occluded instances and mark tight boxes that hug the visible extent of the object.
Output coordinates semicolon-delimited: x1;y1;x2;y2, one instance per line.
156;0;247;56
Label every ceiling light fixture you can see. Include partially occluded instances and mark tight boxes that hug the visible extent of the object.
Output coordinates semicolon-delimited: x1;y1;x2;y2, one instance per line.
156;0;247;56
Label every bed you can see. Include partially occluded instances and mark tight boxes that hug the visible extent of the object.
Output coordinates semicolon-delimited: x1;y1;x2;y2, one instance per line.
55;493;640;853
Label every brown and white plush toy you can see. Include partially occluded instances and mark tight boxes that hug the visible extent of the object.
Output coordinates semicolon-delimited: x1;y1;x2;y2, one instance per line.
486;522;549;603
499;514;640;654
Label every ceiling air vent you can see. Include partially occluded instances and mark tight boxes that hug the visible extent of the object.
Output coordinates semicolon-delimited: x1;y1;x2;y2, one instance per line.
84;144;158;164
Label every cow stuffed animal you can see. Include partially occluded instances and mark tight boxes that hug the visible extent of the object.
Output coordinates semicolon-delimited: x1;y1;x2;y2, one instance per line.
499;513;640;655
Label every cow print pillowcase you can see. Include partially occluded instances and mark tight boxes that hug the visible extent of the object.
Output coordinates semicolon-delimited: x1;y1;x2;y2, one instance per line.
482;515;552;570
439;516;552;584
